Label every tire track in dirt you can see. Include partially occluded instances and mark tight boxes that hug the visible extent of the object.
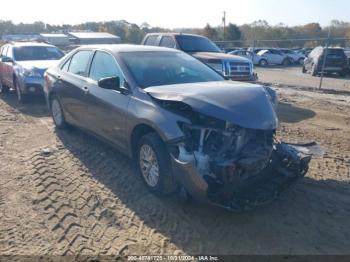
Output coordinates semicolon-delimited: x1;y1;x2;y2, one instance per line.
23;129;204;256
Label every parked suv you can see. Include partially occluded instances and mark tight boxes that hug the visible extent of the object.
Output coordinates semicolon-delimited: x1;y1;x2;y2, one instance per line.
302;46;348;76
0;42;64;102
141;33;257;82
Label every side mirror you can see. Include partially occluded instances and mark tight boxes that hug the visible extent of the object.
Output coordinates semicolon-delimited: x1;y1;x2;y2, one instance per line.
2;57;14;63
98;76;120;90
98;76;130;95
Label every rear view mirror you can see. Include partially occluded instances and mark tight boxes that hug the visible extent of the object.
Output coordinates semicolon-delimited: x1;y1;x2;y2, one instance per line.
98;76;120;90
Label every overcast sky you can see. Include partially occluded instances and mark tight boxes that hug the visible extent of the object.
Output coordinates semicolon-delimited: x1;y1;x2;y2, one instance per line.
2;0;349;28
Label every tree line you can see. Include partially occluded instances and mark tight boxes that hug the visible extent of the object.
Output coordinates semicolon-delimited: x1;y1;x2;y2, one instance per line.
0;19;349;48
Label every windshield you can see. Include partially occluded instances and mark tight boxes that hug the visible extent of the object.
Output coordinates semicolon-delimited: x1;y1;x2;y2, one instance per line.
175;35;221;53
13;46;64;61
120;51;224;88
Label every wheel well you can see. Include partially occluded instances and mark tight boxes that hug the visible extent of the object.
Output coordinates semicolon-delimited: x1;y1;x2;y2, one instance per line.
130;124;159;158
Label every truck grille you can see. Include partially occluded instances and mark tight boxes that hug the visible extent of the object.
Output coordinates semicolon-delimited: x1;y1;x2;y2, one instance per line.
227;61;251;77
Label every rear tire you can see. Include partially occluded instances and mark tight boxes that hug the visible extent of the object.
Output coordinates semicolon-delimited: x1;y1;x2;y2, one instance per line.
136;132;177;195
50;96;67;129
0;81;9;94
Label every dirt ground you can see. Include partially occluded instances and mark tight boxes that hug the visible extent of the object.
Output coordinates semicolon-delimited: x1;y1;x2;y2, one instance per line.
0;83;350;258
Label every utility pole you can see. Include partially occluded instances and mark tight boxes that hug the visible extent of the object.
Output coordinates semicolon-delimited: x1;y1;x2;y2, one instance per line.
222;11;226;41
318;27;332;89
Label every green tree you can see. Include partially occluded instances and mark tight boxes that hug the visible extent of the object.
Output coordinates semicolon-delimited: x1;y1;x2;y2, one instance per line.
225;23;241;41
202;23;218;40
125;24;144;43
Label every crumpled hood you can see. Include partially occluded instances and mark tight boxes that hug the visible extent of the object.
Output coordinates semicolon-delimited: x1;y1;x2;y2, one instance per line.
145;81;278;130
192;52;251;62
16;60;60;71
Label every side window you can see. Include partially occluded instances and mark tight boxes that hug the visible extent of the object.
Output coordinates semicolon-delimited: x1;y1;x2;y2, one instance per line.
61;58;71;72
159;36;176;48
144;35;158;46
89;51;122;82
2;46;8;57
68;50;92;76
6;46;12;58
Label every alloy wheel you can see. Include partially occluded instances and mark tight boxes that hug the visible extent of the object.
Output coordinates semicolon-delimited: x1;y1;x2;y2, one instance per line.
139;144;160;187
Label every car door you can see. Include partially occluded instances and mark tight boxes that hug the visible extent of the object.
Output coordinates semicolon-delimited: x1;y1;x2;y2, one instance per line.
269;50;283;64
3;46;14;86
0;45;8;83
84;50;131;150
58;50;94;127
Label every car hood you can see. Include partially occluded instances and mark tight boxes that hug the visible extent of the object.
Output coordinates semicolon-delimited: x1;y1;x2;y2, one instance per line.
145;81;278;130
192;52;251;62
16;60;60;70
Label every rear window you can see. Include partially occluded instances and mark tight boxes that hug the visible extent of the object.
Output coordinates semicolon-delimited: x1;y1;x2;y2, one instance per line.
325;49;346;58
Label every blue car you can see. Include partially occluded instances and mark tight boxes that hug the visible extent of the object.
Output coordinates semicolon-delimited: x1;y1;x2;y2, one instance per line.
0;42;64;102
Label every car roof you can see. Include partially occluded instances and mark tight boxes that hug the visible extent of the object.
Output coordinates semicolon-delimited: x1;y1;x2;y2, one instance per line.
76;44;181;54
145;32;207;38
10;42;56;47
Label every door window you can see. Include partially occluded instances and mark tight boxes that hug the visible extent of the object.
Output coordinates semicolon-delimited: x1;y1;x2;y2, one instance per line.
89;51;122;82
1;45;8;57
144;35;158;46
61;58;71;72
159;36;176;48
68;50;93;76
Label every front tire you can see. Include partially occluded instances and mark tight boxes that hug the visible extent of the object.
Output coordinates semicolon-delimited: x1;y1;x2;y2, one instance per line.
311;64;318;76
50;96;67;129
302;65;306;73
15;79;28;103
0;81;9;94
259;59;268;67
338;70;346;77
136;133;177;195
298;58;305;65
282;59;291;66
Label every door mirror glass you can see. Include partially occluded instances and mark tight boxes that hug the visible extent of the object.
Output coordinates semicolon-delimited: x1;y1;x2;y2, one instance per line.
98;76;120;90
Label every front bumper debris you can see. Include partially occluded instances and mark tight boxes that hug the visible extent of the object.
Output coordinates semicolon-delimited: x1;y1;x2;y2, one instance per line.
171;142;319;211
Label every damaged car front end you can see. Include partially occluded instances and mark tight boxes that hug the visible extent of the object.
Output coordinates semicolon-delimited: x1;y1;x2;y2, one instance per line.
146;82;312;211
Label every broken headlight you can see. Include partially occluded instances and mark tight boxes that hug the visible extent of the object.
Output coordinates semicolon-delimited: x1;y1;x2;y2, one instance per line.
264;86;278;107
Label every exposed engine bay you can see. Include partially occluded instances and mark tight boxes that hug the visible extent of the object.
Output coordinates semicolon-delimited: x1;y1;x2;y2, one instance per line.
166;106;313;211
147;83;317;211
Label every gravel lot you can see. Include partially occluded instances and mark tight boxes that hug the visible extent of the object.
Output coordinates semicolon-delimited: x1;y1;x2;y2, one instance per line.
0;75;350;258
257;66;350;92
